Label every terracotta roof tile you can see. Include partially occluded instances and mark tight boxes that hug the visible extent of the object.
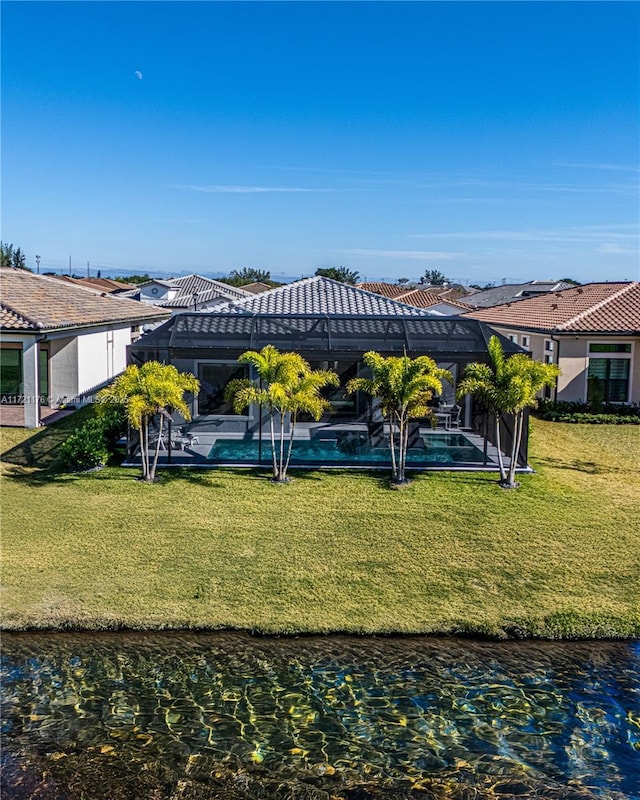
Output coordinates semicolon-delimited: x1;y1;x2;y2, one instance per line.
0;268;170;331
395;289;473;311
358;282;471;303
465;282;640;334
0;307;32;329
356;282;409;298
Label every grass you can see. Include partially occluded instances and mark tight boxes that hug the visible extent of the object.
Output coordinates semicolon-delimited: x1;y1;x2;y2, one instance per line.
1;415;639;638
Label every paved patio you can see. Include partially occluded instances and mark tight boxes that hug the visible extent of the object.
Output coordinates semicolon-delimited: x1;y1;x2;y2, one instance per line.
123;423;518;472
0;405;76;428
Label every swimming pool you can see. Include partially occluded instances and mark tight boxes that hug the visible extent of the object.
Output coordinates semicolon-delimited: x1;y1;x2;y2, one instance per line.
207;432;487;467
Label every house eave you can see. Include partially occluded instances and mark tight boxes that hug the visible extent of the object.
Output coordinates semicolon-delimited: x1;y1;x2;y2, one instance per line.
482;322;640;337
0;313;170;336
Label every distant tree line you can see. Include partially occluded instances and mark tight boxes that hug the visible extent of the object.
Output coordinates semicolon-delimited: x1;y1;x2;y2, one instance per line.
1;242;29;270
218;268;280;288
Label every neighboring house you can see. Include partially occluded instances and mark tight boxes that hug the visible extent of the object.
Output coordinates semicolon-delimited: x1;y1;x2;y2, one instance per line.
465;280;576;309
357;282;471;303
358;285;472;316
465;282;640;404
0;268;169;427
122;274;250;313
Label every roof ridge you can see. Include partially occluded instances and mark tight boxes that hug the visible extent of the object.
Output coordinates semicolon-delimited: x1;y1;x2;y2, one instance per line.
558;282;638;330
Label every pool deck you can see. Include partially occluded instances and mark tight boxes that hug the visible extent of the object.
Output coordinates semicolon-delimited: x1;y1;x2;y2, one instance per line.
123;424;529;473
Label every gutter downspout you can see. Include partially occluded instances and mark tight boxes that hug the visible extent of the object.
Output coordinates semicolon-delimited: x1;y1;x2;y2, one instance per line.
550;329;561;402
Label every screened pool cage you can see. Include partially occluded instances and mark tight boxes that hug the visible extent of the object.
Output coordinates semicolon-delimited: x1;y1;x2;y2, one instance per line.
126;313;529;471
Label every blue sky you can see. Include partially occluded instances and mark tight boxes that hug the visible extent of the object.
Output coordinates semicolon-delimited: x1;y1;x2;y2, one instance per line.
2;1;638;284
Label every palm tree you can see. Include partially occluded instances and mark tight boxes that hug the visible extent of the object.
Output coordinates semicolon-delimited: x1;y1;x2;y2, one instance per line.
347;352;452;485
97;362;200;482
456;336;560;488
225;345;338;483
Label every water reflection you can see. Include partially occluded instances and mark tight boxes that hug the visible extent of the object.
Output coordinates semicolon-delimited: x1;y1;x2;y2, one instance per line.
1;633;639;799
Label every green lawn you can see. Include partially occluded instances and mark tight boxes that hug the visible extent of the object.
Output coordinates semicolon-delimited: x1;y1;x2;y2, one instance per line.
1;416;639;638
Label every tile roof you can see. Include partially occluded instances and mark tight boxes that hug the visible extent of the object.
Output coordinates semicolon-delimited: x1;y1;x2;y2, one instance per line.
166;274;250;301
356;282;409;298
240;281;274;294
81;277;135;292
357;282;471;303
394;289;473;311
220;276;434;316
465;282;640;334
50;275;134;293
465;281;575;308
0;268;170;331
159;291;230;309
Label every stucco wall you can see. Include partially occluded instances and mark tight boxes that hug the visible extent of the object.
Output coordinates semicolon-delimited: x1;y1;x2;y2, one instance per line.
49;337;79;403
76;326;132;396
488;325;639;403
139;283;178;302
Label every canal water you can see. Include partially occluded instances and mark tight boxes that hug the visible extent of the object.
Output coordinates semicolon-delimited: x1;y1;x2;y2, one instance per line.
1;633;638;799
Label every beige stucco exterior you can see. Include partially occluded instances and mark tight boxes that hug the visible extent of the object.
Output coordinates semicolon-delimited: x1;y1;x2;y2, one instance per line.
487;325;640;404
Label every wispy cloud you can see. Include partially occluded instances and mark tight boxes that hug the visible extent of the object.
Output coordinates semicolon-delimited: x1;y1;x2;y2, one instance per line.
410;224;639;246
339;249;463;261
554;162;640;173
174;184;332;193
596;243;640;256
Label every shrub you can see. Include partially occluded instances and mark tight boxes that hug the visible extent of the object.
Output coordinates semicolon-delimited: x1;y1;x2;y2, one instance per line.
536;399;640;424
542;412;639;425
58;418;110;471
95;403;127;448
58;405;127;471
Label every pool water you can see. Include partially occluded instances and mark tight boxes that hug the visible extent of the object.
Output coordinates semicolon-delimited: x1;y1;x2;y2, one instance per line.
207;432;487;466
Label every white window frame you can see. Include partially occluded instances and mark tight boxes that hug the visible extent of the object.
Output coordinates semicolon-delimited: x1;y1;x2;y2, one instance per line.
508;334;518;344
544;339;554;352
585;340;634;404
521;335;530;349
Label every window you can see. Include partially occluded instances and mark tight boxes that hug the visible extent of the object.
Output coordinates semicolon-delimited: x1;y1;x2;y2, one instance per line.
544;339;554;352
587;341;633;404
521;336;530;349
544;354;554;365
1;348;48;401
39;349;49;402
589;343;632;353
508;334;518;344
1;349;22;398
198;363;249;415
588;358;631;404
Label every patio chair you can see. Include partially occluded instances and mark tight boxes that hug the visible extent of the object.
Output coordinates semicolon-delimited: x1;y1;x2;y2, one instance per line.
447;405;462;429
